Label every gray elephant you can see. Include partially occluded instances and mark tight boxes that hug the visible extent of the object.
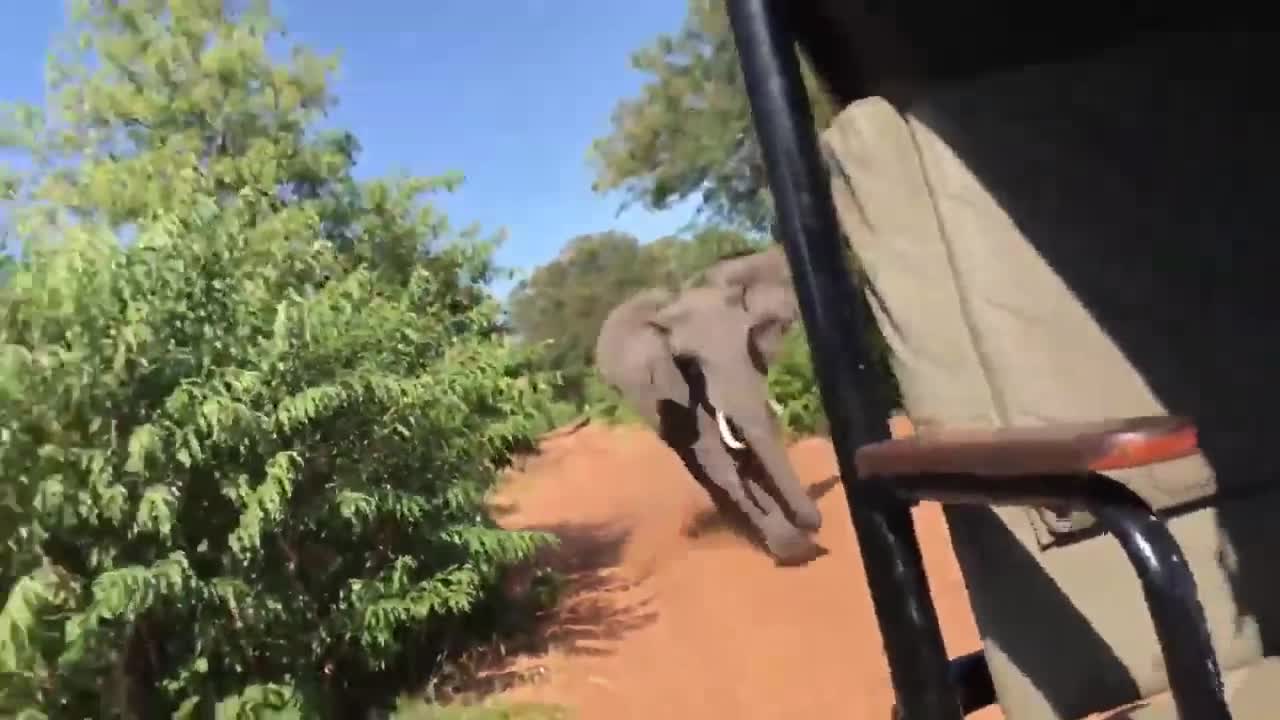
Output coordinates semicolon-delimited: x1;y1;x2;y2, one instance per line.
594;248;822;565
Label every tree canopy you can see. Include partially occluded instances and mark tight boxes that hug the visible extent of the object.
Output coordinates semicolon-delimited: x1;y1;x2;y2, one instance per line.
589;0;836;233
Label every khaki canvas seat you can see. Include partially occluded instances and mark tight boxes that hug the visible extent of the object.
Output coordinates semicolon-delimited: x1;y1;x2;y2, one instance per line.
817;31;1280;720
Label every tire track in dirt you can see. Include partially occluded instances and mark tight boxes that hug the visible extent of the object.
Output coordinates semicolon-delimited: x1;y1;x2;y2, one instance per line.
492;424;1001;719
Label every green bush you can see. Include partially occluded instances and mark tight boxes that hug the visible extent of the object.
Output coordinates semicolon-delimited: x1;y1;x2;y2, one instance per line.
768;327;826;437
0;208;556;717
0;1;558;716
581;374;641;426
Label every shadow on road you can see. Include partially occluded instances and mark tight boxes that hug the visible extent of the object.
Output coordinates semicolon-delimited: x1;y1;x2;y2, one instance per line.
514;521;660;658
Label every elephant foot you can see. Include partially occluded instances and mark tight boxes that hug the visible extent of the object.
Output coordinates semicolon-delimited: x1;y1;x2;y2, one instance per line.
790;500;823;533
762;525;822;566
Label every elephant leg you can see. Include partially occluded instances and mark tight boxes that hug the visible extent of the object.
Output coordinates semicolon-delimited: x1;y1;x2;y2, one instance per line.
680;416;817;565
758;411;823;531
737;453;787;520
657;401;754;527
715;463;785;535
722;410;822;532
697;454;779;534
776;477;822;532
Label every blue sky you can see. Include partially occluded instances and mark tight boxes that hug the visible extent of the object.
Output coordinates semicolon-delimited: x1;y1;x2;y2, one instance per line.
0;1;700;295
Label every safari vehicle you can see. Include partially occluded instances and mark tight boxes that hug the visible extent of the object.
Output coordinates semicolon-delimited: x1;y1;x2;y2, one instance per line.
724;4;1274;720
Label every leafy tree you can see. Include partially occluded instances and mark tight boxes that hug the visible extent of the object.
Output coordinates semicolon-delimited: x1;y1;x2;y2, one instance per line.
1;0;496;295
767;328;827;436
0;1;553;716
590;0;836;233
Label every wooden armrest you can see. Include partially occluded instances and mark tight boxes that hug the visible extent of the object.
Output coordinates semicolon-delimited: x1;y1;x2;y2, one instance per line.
855;416;1199;479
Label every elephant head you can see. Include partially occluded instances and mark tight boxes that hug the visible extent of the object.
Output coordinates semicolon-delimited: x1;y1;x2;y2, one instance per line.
701;244;799;368
648;281;821;532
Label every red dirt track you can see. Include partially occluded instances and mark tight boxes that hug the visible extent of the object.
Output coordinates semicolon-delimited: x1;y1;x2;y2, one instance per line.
492;424;1000;719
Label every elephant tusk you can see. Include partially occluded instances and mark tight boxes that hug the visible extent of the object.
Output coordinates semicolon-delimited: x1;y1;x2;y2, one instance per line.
768;399;784;416
716;410;748;450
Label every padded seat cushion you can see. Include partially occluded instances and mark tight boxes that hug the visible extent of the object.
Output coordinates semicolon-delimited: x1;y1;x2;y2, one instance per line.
1098;656;1280;720
819;30;1280;720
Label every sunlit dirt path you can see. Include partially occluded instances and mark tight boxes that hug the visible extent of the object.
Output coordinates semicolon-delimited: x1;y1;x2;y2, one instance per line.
490;424;1000;719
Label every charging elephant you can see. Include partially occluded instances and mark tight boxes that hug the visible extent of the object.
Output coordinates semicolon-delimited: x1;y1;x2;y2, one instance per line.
594;258;822;565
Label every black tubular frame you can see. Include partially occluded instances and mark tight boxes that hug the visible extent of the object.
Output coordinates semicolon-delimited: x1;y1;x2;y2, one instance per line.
883;472;1231;719
723;0;1233;718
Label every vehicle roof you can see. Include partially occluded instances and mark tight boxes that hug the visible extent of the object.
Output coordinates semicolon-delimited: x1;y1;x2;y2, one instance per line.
783;1;1197;107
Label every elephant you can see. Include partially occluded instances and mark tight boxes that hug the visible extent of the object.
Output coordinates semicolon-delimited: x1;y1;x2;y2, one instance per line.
594;250;822;565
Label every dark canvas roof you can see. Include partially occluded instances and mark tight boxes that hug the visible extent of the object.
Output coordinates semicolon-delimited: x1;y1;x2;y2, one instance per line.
783;1;1209;107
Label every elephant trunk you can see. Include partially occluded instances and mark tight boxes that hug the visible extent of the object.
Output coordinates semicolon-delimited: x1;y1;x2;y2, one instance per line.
703;374;822;531
716;400;784;449
716;409;748;449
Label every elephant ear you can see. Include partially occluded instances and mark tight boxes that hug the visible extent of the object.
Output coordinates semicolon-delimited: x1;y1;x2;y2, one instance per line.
742;281;798;368
747;311;792;369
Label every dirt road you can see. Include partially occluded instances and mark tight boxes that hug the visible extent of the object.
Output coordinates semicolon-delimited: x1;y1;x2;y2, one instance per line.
492;424;998;719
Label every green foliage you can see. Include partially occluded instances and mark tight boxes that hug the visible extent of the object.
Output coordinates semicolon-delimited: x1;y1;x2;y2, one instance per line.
2;0;502;292
767;327;826;437
211;683;306;720
522;394;584;438
6;0;330;229
0;204;554;719
581;374;641;426
590;0;836;233
0;1;554;716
